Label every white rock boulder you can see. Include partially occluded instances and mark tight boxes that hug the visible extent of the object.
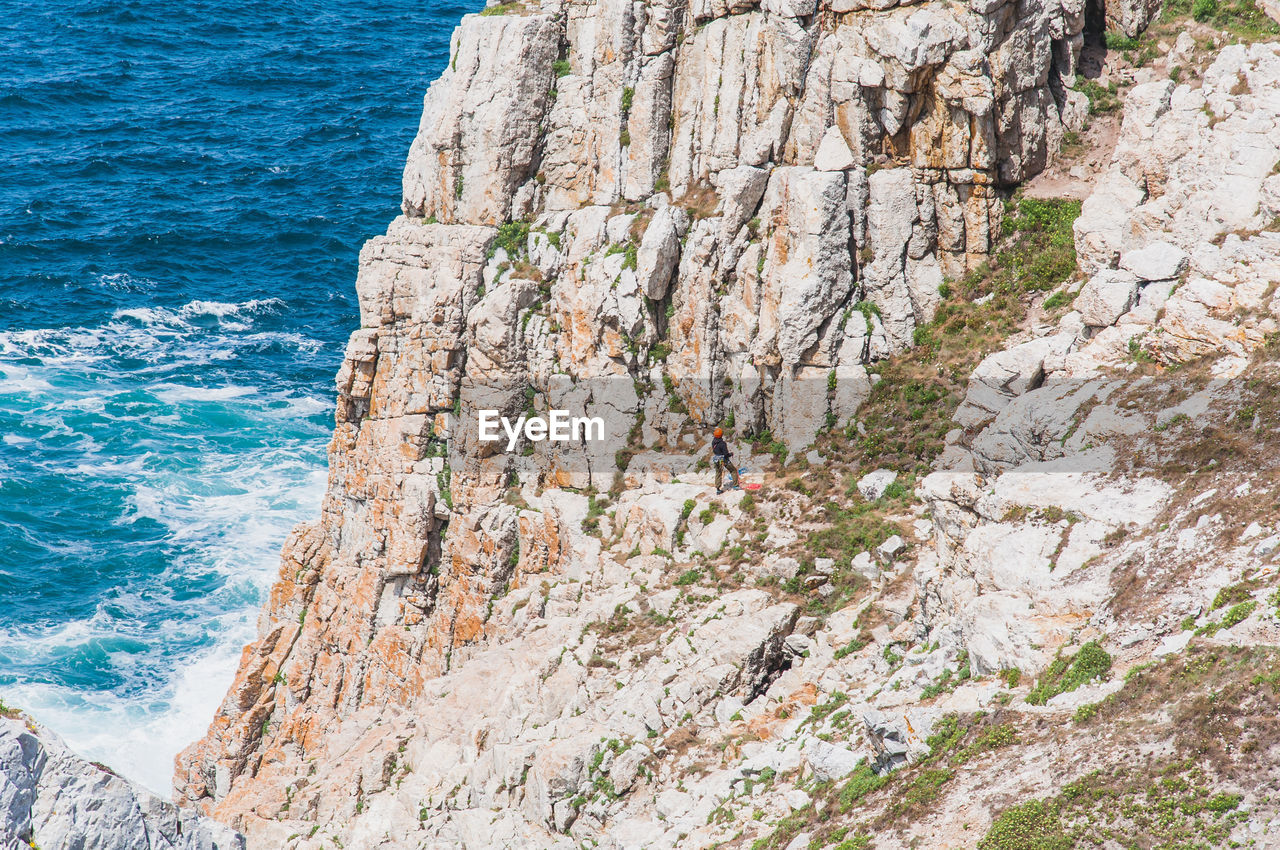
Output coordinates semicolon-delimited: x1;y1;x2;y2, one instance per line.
857;469;898;501
1076;269;1140;328
1120;241;1189;282
804;738;861;782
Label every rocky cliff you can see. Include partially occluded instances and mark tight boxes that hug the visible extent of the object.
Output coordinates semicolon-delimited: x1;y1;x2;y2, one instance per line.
175;1;1280;848
0;712;242;850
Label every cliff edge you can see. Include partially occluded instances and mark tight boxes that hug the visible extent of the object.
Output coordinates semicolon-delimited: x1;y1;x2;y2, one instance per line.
0;711;242;850
175;0;1280;847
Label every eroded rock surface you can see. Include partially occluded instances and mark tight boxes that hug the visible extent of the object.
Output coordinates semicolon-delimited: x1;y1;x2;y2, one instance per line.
174;2;1280;848
0;716;242;850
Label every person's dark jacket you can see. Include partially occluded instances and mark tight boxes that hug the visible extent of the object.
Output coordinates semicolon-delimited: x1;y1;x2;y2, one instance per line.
711;436;731;461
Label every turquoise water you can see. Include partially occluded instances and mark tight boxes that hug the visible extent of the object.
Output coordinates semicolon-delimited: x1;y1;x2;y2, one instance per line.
0;0;461;792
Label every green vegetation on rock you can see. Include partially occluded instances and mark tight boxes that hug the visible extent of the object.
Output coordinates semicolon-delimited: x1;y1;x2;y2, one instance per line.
1025;641;1112;705
1074;76;1121;115
489;219;531;260
980;764;1246;849
1164;0;1280;37
979;799;1071;850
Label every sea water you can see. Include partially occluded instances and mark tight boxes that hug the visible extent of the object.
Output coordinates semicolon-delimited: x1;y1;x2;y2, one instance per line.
0;0;462;793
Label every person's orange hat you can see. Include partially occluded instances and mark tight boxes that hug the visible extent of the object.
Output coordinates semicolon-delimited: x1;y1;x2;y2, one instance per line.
713;427;723;437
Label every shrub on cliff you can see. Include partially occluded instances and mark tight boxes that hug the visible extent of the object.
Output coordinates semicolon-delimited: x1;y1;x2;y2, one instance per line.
979;800;1070;850
489;219;531;260
1026;641;1112;705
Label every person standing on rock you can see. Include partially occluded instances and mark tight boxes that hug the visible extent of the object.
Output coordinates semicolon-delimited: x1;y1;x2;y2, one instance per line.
711;427;740;494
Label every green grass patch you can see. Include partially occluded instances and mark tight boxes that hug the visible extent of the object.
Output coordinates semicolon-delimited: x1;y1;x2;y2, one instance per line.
981;764;1247;849
1042;289;1075;311
954;723;1017;764
1221;600;1257;628
805;501;900;562
837;761;888;812
751;712;1027;848
833;637;867;660
1196;600;1258;636
980;799;1070;850
1074;76;1121;115
489;219;531;260
1163;0;1280;37
1212;580;1258;610
479;1;522;15
1104;32;1142;50
981;644;1276;846
1025;641;1112;706
1073;701;1100;723
921;651;972;699
786;501;900;615
995;198;1083;292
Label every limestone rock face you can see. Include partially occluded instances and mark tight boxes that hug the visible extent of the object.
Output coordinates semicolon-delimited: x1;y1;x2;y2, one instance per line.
1107;0;1165;37
635;205;686;300
0;717;242;850
1068;43;1280;370
1076;269;1140;329
1119;241;1188;282
924;40;1280;683
1075;48;1280;275
174;0;1185;847
917;469;1170;675
949;42;1280;445
755;167;854;370
402;14;560;225
390;0;1099;454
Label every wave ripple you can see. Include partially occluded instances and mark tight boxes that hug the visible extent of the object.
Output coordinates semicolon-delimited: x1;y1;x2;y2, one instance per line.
0;0;460;794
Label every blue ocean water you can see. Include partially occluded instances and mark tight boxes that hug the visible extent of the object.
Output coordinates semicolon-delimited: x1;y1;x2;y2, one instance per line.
0;0;463;793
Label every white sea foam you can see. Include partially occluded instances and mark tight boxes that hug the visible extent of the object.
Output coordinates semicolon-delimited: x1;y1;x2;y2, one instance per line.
57;394;107;413
271;393;330;418
94;272;154;292
1;307;325;394
151;383;258;403
0;365;54;394
244;331;326;354
7;618;251;796
110;298;283;331
1;300;331;794
111;306;176;326
181;298;283;318
4;443;326;794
